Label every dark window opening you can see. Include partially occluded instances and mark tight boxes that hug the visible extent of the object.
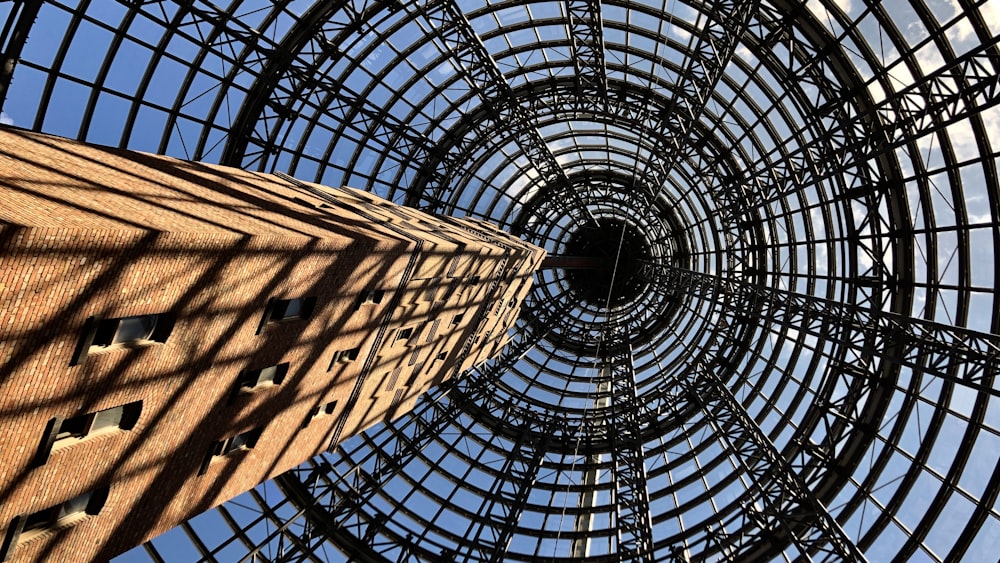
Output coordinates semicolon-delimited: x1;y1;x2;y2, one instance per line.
311;400;338;419
35;402;142;466
395;327;414;343
92;315;158;346
257;297;317;333
237;363;289;392
452;314;464;325
1;487;109;558
199;428;262;475
328;346;361;370
72;313;174;365
356;289;386;310
269;297;316;322
435;351;448;361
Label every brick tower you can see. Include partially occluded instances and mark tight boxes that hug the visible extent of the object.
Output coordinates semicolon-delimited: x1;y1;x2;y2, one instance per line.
0;127;544;561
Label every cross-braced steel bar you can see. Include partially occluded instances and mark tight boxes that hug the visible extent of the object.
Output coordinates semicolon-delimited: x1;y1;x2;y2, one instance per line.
460;422;550;562
723;16;1000;212
602;334;655;561
407;0;597;225
565;0;607;108
211;0;440;176
637;262;1000;397
633;0;759;204
686;364;868;561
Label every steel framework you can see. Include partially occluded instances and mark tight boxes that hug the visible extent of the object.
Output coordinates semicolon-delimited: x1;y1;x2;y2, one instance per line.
2;0;1000;561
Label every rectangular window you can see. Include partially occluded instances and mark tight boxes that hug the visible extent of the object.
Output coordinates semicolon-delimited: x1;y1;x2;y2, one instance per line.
1;487;109;558
355;289;386;310
93;315;156;347
328;346;360;370
35;402;142;466
236;363;289;393
394;327;414;343
71;313;174;365
257;296;317;333
452;313;464;325
270;297;315;321
199;428;262;475
311;400;338;419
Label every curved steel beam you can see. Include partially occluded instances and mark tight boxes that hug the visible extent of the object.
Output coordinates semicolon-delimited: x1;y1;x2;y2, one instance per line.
0;0;42;108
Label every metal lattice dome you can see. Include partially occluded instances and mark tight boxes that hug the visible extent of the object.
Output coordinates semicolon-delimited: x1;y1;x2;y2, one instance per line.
4;0;1000;561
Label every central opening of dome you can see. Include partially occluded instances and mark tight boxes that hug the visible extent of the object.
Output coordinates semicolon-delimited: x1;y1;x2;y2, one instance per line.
564;217;652;307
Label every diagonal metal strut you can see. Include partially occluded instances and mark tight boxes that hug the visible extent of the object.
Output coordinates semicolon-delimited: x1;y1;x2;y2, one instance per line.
406;0;598;226
686;364;868;561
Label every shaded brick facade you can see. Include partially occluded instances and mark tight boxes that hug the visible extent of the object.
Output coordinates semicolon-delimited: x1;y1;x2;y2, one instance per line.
0;128;544;561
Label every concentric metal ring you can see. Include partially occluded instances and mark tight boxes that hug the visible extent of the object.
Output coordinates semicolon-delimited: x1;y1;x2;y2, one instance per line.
4;0;999;561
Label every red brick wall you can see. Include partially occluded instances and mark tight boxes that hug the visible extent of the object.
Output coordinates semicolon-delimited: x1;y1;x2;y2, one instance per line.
0;127;543;561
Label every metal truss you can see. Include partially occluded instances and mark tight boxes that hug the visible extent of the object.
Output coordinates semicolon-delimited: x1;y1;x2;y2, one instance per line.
405;0;597;226
637;262;1000;397
6;0;1000;562
215;0;439;174
601;333;654;562
565;0;607;107
686;364;868;562
633;0;759;204
733;22;1000;212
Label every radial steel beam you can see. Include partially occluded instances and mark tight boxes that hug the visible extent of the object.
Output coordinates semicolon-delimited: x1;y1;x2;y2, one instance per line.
406;0;597;226
634;0;759;202
686;365;868;561
721;17;1000;212
460;422;550;562
565;0;607;108
639;262;1000;397
603;332;655;561
540;254;611;270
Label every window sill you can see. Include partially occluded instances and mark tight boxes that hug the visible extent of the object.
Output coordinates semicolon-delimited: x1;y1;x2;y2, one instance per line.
16;513;91;547
50;428;125;454
236;381;279;395
200;448;251;475
87;340;161;357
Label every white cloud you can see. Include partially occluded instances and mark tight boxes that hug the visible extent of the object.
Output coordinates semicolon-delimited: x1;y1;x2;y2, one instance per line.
0;111;13;126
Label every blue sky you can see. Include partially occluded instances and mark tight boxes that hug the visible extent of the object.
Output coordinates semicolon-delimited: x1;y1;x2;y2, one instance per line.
4;0;1000;560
